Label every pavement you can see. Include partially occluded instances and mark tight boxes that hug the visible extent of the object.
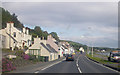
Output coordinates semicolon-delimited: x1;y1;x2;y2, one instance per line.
10;57;65;73
10;52;120;73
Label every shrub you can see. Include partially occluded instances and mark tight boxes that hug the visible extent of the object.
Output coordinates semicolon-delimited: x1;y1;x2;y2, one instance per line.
15;50;25;57
24;46;28;50
23;54;30;60
14;46;19;50
29;55;36;60
38;56;44;62
2;58;16;72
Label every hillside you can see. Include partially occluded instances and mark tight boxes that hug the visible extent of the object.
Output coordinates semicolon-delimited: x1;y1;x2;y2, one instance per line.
60;40;87;51
2;7;24;29
1;7;59;41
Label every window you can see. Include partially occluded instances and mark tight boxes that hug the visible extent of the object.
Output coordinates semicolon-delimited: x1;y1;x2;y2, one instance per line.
13;32;16;37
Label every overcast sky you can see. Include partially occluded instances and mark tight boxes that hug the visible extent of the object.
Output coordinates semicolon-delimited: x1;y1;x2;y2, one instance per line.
2;2;118;48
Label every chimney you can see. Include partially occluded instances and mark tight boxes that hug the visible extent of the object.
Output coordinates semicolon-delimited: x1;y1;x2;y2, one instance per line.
23;28;26;34
47;34;52;40
26;27;29;35
37;36;38;38
42;37;44;40
7;22;14;28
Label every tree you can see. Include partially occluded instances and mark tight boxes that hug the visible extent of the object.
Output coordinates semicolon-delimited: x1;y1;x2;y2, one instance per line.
50;32;60;41
34;26;43;37
2;7;24;29
43;31;48;40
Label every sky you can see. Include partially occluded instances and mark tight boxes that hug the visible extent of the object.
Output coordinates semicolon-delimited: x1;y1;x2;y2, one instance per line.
2;2;118;48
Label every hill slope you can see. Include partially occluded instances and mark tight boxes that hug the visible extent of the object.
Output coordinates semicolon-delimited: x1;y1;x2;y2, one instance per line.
1;7;59;41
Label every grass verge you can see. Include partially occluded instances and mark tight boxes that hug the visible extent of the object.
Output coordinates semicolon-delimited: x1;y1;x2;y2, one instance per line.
86;54;120;68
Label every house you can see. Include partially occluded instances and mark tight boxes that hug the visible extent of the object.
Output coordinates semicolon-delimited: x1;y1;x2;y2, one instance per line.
28;36;58;61
58;42;72;56
101;50;106;52
0;22;32;51
47;34;59;59
58;42;64;58
79;47;85;52
70;47;75;54
47;35;59;52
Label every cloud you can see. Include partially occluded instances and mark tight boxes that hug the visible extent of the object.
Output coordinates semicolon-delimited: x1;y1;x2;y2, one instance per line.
2;2;118;48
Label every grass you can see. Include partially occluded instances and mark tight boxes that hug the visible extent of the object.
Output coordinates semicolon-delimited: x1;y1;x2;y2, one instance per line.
86;54;115;64
86;54;119;68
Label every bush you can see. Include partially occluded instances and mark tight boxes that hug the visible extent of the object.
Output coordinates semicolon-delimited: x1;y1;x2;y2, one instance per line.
24;46;28;50
14;46;19;50
33;59;40;62
38;56;44;62
15;51;30;60
29;55;36;60
23;54;30;60
15;50;25;57
2;58;16;72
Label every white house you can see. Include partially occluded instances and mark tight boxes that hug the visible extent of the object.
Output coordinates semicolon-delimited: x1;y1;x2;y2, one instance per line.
59;42;72;56
79;47;85;52
70;47;75;54
101;50;106;52
28;36;58;61
0;22;32;51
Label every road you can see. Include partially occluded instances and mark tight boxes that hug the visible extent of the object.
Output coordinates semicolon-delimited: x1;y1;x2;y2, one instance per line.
36;52;119;73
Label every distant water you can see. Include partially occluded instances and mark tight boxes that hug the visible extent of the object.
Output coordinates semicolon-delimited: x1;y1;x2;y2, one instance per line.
97;52;110;56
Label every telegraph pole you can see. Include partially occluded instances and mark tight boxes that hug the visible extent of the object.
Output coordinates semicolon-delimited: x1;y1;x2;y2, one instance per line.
91;42;93;57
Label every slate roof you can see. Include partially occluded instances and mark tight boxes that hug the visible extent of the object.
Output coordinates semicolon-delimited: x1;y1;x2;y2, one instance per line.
46;44;58;53
6;32;18;43
40;43;58;53
40;43;53;53
55;42;59;45
62;45;67;49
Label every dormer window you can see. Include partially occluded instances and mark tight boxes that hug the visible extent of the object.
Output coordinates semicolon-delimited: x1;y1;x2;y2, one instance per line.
13;32;16;37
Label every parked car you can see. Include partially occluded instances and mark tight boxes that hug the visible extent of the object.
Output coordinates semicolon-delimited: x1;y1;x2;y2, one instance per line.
66;54;74;61
108;51;120;62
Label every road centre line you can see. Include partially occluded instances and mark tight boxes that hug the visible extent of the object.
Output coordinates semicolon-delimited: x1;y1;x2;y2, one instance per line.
76;55;82;73
78;67;82;73
85;56;120;73
76;64;78;67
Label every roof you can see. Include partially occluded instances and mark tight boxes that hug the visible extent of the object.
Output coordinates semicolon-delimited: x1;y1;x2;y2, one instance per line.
40;43;53;53
29;43;40;50
55;42;59;45
46;44;58;53
6;32;18;43
62;45;67;49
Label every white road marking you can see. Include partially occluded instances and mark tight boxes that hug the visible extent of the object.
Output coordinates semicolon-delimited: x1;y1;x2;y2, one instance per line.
76;64;78;67
85;56;120;73
34;71;39;73
78;67;82;73
41;58;65;71
76;55;82;73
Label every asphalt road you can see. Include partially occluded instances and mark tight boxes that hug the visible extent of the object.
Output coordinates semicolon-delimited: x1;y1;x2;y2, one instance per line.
37;52;119;73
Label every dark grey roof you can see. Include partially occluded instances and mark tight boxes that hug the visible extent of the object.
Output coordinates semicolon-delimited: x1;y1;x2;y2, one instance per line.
62;45;67;49
40;43;53;53
6;32;18;43
55;42;59;45
46;44;58;53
